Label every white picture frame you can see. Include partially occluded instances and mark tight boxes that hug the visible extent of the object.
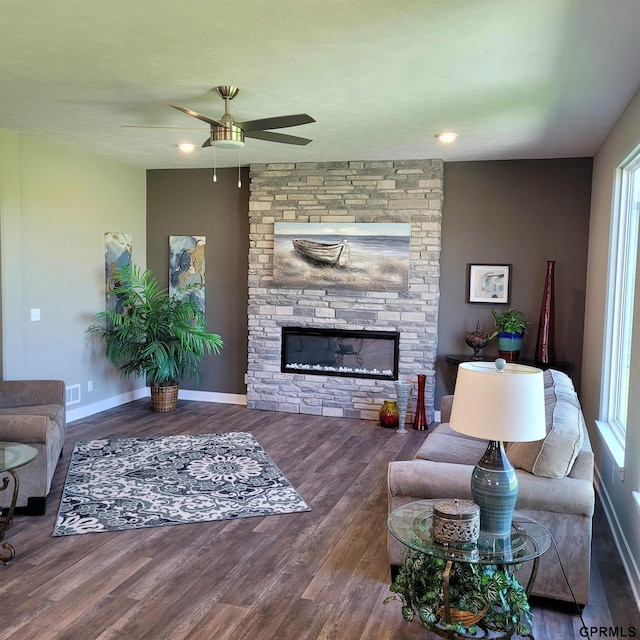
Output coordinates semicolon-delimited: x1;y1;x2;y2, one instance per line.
468;264;511;304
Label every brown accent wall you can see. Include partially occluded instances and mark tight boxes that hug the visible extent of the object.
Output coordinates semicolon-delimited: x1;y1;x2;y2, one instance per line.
436;159;592;406
146;168;250;394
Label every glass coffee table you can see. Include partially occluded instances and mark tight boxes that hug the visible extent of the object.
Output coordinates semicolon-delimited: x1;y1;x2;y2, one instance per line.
0;442;39;564
388;499;552;639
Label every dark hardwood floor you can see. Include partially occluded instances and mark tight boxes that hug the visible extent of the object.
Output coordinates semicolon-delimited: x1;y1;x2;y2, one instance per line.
1;400;637;639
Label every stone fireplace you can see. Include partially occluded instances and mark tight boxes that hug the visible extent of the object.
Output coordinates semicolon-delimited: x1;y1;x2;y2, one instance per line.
247;159;442;422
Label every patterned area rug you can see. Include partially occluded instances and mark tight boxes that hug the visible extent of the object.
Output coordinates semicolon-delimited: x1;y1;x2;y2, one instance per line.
53;432;310;536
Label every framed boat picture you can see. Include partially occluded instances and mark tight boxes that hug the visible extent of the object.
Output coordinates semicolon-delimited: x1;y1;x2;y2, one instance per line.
273;222;411;292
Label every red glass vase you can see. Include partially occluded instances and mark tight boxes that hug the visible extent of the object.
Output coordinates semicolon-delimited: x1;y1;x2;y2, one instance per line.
413;374;428;431
535;260;556;364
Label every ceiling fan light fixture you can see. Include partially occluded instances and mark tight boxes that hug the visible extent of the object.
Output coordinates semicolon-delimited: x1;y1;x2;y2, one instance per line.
436;132;458;143
210;124;245;149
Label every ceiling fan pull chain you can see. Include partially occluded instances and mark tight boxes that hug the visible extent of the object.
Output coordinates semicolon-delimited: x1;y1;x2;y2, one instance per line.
212;146;217;183
238;151;242;188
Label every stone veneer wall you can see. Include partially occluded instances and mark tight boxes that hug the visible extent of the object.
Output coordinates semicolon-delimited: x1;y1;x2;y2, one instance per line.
247;159;442;422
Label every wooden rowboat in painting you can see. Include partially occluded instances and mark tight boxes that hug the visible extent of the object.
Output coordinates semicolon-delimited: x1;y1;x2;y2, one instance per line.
292;239;348;266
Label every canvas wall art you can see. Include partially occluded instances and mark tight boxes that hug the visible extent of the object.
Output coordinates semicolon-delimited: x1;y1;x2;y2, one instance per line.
273;222;411;292
169;235;206;310
467;264;511;304
104;232;132;312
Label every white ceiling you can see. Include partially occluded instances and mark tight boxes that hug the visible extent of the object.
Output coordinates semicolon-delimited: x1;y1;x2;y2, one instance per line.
3;0;640;170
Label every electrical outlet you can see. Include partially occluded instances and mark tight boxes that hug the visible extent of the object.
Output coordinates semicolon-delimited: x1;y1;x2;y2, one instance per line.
30;308;41;322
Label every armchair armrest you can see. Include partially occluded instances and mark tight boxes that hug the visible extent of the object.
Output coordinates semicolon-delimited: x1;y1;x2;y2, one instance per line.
0;415;51;443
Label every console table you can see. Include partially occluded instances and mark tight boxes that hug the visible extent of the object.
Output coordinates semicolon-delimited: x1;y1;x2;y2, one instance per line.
444;354;569;390
0;442;38;564
387;499;551;639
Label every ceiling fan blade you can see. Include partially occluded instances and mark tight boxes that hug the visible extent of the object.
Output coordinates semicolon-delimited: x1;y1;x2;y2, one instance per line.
121;125;206;130
170;105;223;128
202;138;211;148
244;130;312;146
239;114;315;132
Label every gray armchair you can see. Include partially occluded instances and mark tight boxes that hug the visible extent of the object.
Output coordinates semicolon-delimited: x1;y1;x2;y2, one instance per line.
0;380;66;515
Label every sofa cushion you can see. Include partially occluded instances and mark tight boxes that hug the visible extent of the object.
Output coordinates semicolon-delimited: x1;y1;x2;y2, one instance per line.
506;377;584;478
543;367;574;391
415;423;489;465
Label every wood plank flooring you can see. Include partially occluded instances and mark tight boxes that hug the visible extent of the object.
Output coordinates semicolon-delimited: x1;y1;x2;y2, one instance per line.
0;399;637;639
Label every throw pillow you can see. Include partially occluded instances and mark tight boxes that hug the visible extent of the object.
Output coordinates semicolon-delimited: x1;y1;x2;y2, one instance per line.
506;379;584;478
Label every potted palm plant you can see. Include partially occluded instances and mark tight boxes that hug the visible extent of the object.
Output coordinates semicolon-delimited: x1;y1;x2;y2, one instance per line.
88;264;223;412
490;307;530;362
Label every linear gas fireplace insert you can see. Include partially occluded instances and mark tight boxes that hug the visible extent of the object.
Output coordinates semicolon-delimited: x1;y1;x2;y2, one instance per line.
281;326;400;380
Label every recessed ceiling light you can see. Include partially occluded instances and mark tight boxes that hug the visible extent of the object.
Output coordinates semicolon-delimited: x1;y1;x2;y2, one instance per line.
436;132;458;143
177;143;196;153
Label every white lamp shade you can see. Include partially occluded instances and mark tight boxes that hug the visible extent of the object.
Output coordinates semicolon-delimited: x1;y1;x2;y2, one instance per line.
449;361;546;442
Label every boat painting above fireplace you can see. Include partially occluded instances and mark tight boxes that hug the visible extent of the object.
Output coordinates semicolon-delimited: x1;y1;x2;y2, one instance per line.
273;222;410;292
281;327;400;380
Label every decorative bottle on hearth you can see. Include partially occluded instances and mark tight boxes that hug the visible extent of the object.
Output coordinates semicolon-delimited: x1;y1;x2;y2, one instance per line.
413;374;428;431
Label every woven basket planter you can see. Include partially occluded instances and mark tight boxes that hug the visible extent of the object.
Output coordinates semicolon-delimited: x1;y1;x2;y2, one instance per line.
438;604;489;627
150;384;179;412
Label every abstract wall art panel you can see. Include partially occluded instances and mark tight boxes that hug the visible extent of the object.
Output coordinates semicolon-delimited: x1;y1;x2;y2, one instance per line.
104;232;132;312
169;235;206;310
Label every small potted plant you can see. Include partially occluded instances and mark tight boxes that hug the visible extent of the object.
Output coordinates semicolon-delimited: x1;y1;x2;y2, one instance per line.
384;551;533;637
88;264;223;412
490;307;530;362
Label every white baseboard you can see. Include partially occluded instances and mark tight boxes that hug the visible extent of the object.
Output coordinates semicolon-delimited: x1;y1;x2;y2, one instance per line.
67;388;248;423
594;466;640;611
67;388;148;423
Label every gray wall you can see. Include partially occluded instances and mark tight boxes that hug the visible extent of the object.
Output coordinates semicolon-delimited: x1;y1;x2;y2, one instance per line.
0;129;147;415
146;168;250;395
582;85;640;604
436;159;592;406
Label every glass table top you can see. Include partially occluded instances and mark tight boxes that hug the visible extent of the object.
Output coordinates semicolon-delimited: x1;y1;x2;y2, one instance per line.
0;442;39;473
388;499;551;565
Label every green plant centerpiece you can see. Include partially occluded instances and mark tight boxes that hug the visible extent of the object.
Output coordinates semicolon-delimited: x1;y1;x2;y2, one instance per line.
490;307;530;362
490;307;528;336
385;551;533;637
88;264;223;411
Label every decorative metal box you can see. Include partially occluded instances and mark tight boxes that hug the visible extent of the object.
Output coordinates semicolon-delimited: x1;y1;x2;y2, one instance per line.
433;499;480;544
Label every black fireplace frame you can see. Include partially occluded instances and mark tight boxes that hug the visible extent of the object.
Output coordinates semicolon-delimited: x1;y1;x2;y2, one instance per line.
281;326;400;380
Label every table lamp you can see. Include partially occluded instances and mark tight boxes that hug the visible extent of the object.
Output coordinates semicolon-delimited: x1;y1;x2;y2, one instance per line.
449;359;546;537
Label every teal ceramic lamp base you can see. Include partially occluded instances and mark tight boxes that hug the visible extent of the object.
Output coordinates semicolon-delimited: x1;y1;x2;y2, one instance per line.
471;440;518;536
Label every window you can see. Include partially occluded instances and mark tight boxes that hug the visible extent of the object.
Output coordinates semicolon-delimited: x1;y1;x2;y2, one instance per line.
599;147;640;467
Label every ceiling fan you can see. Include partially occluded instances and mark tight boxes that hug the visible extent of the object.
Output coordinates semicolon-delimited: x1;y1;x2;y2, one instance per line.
170;86;315;149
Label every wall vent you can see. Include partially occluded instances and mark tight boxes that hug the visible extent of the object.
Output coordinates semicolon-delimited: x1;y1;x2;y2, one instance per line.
66;384;81;406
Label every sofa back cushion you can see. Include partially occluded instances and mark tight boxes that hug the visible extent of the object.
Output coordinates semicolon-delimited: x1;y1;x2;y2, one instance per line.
415;423;489;464
506;369;584;478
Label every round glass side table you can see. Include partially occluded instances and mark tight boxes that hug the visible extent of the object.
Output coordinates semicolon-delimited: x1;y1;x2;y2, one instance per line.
388;499;552;639
0;442;39;564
